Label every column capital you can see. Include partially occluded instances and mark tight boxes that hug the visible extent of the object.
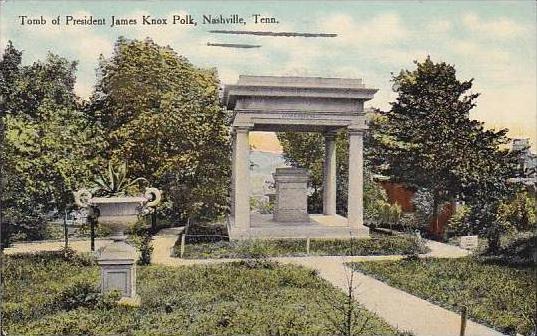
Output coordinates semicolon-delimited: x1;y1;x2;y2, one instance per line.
234;125;253;133
348;128;366;136
323;130;338;140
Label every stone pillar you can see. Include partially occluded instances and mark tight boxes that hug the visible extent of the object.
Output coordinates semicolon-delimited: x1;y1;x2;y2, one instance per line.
347;129;365;230
323;132;337;215
230;130;236;215
233;126;251;230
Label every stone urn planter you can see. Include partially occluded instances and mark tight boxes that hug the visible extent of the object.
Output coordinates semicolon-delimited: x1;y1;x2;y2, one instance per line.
73;187;161;304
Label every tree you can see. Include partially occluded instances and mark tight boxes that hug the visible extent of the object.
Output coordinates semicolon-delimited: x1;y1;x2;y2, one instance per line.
1;42;100;246
374;57;519;246
88;37;230;223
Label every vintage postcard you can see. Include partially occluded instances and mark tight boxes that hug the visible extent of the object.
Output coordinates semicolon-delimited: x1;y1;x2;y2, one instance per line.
0;1;535;335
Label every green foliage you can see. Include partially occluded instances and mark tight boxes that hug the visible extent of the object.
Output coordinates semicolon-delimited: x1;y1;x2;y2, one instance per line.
128;219;154;265
57;280;120;311
250;197;274;214
369;200;402;228
446;204;472;237
497;190;537;232
130;232;154;266
4;252;402;335
399;213;424;232
2;249;97;323
1;41;103;247
350;257;536;335
410;189;434;220
373;57;519;239
495;232;537;265
174;234;429;259
89;37;230;223
93;161;147;197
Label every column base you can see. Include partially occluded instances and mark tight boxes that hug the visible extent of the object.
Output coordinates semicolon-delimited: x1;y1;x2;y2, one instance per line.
347;224;370;237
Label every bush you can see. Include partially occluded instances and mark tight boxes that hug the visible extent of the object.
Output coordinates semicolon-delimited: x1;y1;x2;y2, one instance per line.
134;233;154;265
446;204;472;237
250;197;274;214
128;218;154;265
399;213;423;232
56;281;101;311
492;232;537;265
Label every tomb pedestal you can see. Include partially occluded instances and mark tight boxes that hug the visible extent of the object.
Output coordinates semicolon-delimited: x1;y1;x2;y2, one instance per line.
273;168;309;222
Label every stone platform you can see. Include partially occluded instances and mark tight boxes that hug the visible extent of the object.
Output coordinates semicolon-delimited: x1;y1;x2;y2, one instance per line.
228;213;369;240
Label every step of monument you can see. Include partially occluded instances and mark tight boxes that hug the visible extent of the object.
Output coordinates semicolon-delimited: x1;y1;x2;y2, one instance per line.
236;226;369;239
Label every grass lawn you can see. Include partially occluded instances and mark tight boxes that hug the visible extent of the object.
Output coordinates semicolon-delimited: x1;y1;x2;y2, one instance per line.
174;233;428;259
3;250;409;336
349;257;536;335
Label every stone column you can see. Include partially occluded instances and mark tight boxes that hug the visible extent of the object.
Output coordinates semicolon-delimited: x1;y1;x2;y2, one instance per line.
233;126;251;230
323;132;337;215
347;129;365;229
230;130;236;215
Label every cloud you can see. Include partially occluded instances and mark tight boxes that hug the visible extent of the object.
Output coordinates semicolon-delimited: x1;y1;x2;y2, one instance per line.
450;39;510;64
320;12;409;46
427;19;451;34
471;82;537;147
462;13;528;39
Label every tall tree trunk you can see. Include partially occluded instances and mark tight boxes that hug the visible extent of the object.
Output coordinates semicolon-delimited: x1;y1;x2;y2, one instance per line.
151;211;157;234
90;216;95;252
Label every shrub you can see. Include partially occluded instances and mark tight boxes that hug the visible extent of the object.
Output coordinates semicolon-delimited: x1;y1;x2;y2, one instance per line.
446;204;472;237
128;218;154;265
250;197;274;214
399;213;423;232
56;280;101;311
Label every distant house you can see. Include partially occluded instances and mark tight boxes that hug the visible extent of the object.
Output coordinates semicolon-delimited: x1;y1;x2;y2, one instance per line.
512;138;537;183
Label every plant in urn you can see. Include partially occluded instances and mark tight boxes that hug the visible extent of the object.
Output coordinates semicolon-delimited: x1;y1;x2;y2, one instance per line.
74;163;161;305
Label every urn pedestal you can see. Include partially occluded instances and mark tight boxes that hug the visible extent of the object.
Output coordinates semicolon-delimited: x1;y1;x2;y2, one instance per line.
74;189;161;305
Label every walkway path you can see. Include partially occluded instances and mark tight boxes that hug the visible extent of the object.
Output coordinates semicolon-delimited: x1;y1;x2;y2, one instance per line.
4;238;112;255
4;233;504;336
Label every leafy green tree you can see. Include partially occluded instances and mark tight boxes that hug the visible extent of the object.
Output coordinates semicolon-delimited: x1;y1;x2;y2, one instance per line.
1;42;100;246
88;37;230;223
373;57;519;247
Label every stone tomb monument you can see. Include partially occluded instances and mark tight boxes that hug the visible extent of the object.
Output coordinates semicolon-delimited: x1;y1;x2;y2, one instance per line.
223;75;378;239
273;168;309;222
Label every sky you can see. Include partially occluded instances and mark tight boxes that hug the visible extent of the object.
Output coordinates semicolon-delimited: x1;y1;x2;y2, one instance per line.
1;0;536;152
